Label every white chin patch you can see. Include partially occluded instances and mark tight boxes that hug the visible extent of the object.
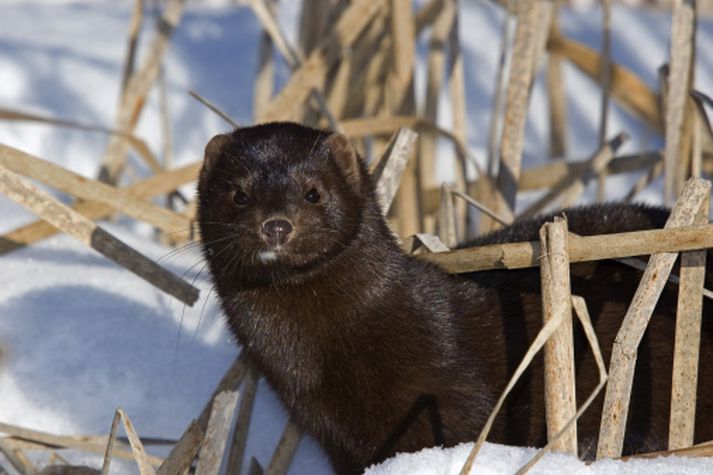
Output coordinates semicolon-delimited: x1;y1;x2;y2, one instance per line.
258;250;278;263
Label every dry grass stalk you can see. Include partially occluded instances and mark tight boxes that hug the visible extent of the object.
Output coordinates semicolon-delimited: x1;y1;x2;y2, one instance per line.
227;364;260;474
446;4;470;238
539;218;577;454
664;0;696;204
341;116;482;177
188;90;239;128
458;263;590;474
596;0;613;201
388;0;420;236
259;0;387;123
246;0;339;129
0;108;166;176
388;0;416;113
690;91;713;178
494;0;550;218
253;0;276;120
486;2;516;175
519;132;628;219
438;184;458;248
101;409;156;475
401;233;450;254
155;421;203;475
597;177;711;459
424;222;713;274
449;188;512;227
415;0;445;33
0;163;199;305
624;159;664;202
516;295;608;473
0;438;33;475
0;107;127;136
371;128;418;214
518;151;661;191
263;419;302;475
119;0;145;99
0;161;201;256
0;424;162;466
196;353;250;430
0;145;190;237
546;1;568;159
622;439;713;460
98;0;186;184
195;390;239;475
668;188;709;448
547;33;661;132
420;0;455;196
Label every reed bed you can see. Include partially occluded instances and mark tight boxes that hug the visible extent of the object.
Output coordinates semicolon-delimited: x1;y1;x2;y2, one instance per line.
1;0;712;473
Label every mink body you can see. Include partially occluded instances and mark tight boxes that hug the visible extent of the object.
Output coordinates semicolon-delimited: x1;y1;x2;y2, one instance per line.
197;122;713;474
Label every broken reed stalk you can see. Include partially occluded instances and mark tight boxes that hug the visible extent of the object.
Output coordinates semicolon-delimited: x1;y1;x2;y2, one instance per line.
420;0;455;222
263;420;302;475
227;363;260;474
371;128;418;214
597;177;711;459
516;296;608;474
120;0;145;100
486;1;515;174
424;222;713;274
668;187;709;448
155;421;203;475
447;1;469;238
253;0;277;121
102;409;156;475
494;0;550;220
547;33;661;132
518;151;662;192
258;0;387;123
0;438;32;475
547;1;568;159
0;423;161;466
519;132;628;219
98;0;187;184
0;161;201;256
438;183;458;248
664;0;696;204
539;218;577;454
458;273;597;474
0;164;199;306
246;0;339;129
596;0;612;201
195;390;239;475
0;145;190;237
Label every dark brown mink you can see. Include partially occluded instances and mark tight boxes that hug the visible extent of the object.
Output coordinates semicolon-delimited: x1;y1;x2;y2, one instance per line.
197;122;713;474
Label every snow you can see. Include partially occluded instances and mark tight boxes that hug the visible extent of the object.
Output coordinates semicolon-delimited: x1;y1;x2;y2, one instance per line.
366;442;713;475
0;0;711;474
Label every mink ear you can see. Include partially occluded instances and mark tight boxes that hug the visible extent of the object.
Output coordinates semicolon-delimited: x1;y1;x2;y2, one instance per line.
203;133;231;173
324;132;361;190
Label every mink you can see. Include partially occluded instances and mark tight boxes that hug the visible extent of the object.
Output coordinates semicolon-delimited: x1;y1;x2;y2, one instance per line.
197;122;713;474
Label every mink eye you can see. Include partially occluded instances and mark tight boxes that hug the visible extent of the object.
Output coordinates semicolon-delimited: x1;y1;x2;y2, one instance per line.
233;190;249;206
305;188;321;204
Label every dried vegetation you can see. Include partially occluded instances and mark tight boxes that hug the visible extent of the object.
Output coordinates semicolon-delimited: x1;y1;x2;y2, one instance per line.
1;0;713;473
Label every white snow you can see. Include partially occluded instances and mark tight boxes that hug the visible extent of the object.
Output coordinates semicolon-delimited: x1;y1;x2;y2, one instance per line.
0;1;711;474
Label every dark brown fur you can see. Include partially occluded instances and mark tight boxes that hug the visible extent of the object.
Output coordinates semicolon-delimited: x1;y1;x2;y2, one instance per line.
197;122;713;474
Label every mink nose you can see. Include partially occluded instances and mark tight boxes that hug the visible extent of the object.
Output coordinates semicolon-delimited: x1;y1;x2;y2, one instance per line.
262;219;293;246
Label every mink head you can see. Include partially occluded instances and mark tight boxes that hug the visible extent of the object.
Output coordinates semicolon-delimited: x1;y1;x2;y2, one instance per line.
197;122;370;284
